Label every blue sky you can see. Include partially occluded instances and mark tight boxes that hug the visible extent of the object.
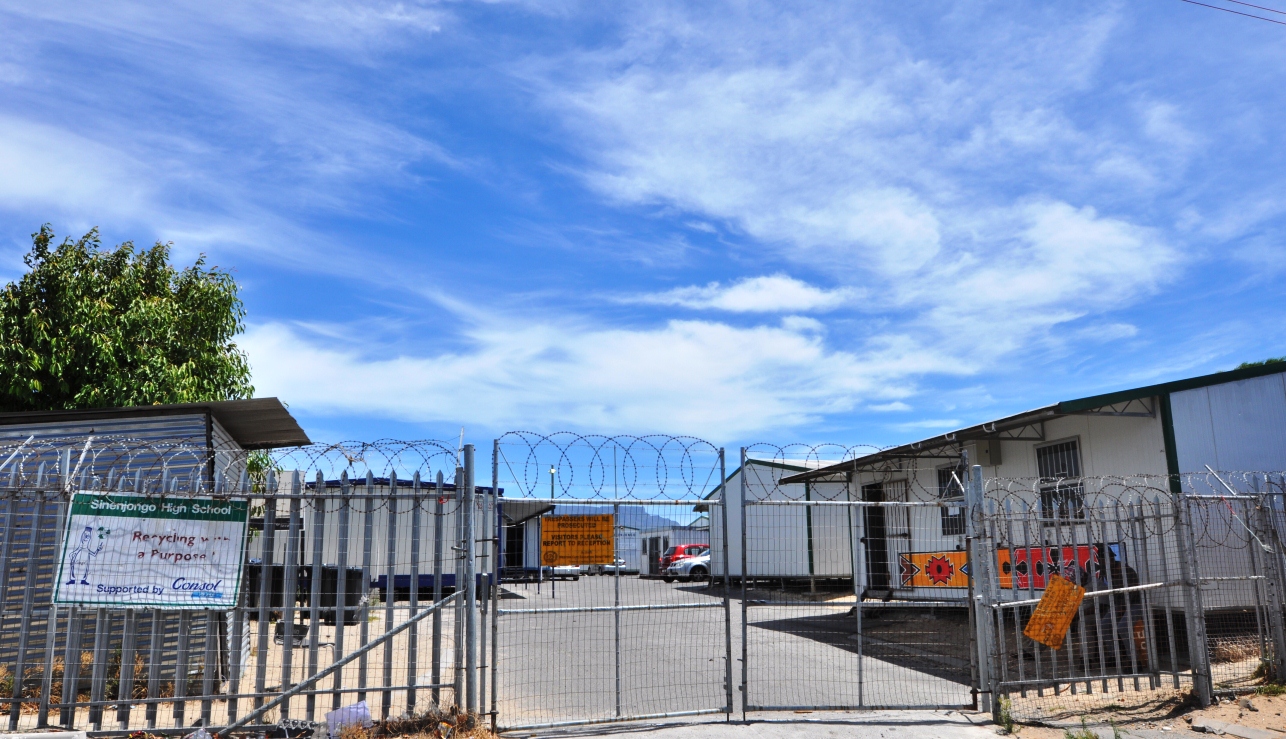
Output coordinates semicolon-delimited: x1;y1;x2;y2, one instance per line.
0;1;1283;451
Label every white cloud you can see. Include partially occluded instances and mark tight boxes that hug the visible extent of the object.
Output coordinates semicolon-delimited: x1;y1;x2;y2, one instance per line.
627;274;852;313
526;3;1181;365
244;317;935;439
869;401;911;412
0;116;152;219
0;0;453;268
780;315;824;333
894;419;961;432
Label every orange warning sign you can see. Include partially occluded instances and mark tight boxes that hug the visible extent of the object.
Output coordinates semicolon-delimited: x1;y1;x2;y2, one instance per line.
540;514;614;566
1023;574;1086;650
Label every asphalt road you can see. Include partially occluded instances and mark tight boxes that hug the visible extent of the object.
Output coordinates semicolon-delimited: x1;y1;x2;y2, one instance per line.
493;576;973;729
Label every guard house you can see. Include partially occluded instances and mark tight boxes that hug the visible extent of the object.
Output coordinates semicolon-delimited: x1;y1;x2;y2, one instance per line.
720;364;1286;602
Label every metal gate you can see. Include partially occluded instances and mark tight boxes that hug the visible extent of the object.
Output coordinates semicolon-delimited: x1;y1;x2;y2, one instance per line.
974;473;1286;723
490;434;732;731
732;448;976;714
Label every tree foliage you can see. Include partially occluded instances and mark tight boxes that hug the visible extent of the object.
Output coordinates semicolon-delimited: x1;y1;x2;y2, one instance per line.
0;225;254;412
1237;357;1286;370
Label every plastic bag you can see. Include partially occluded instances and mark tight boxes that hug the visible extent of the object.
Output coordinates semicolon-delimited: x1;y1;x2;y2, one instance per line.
325;700;372;737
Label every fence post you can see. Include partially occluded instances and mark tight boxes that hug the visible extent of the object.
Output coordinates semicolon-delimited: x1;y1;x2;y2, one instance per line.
965;460;996;716
10;491;46;730
382;470;399;720
1253;497;1286;681
719;448;732;718
490;440;501;731
1175;494;1213;706
254;472;278;712
358;471;376;705
432;471;444;708
738;447;748;720
406;470;421;714
305;472;325;722
280;472;302;719
463;444;478;714
453;467;464;707
332;471;352;711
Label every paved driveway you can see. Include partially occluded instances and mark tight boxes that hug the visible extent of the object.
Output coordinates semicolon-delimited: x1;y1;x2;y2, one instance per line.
493;577;972;729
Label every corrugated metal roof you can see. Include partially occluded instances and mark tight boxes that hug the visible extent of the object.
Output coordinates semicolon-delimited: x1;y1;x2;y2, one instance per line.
782;363;1286;484
0;397;309;449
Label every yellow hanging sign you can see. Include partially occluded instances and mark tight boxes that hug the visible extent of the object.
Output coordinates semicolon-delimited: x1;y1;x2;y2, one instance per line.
1023;574;1085;650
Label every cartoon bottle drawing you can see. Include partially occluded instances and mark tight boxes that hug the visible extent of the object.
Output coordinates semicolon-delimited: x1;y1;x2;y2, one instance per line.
67;525;107;585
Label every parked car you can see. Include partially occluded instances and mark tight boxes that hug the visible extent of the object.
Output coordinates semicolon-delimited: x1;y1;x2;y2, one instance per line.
541;565;581;581
664;553;710;583
583;558;639;576
660;543;709;572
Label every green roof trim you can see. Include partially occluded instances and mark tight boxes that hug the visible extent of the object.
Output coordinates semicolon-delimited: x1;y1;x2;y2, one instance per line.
1057;361;1286;414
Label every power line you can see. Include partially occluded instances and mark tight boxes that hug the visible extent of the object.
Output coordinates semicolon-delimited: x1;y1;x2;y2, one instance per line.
1220;0;1286;16
1178;0;1286;25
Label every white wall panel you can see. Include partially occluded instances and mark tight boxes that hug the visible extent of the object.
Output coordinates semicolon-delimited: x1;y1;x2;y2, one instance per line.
1172;372;1286;488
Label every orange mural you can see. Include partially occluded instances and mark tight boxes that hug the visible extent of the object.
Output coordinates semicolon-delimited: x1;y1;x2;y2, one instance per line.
897;550;970;588
996;545;1103;590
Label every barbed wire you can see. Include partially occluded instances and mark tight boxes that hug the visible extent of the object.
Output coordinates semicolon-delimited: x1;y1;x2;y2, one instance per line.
494;432;721;500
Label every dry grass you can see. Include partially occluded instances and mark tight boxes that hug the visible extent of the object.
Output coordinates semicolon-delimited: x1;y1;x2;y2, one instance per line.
1210;636;1261;664
0;650;207;715
361;708;496;739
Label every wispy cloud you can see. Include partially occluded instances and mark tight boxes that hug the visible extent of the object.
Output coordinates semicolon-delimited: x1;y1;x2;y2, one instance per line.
525;3;1182;366
0;0;452;268
624;274;853;313
243;310;939;439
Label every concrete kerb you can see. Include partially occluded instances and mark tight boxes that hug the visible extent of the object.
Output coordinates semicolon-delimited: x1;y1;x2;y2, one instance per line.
497;711;996;739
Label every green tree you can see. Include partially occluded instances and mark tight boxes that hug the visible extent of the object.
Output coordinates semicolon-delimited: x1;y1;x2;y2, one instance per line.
0;225;253;411
1237;357;1286;370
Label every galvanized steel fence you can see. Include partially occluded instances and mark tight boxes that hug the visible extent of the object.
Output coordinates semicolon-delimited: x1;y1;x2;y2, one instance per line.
974;472;1286;723
489;434;731;731
0;438;494;736
1;433;1284;735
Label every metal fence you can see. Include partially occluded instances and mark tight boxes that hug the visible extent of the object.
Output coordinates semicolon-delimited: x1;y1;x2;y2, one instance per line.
733;447;975;713
1;433;1284;735
0;439;491;735
974;472;1286;723
490;434;731;731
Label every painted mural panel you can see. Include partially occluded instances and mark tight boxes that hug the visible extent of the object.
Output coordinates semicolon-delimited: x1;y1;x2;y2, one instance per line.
898;550;969;588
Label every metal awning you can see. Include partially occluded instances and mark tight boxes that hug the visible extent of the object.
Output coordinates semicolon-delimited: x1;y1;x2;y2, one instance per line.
499;499;556;525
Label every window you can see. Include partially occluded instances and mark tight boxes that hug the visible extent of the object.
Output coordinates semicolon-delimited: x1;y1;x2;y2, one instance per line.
1037;439;1084;519
937;465;966;536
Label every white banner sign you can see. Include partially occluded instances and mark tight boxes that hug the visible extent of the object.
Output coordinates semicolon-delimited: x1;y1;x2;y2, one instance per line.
53;492;250;608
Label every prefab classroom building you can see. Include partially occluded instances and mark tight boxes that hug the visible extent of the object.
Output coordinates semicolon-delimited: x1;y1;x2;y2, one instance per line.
0;398;310;678
770;363;1286;607
706;459;868;586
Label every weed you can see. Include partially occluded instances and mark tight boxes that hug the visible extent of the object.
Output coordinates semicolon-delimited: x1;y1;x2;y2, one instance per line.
1256;682;1286;697
1063;718;1097;739
996;696;1016;734
376;708;496;739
